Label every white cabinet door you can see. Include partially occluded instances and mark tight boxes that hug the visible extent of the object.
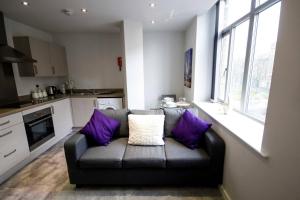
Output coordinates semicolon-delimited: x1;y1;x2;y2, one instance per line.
0;123;30;176
52;99;73;140
0;112;23;131
71;98;97;127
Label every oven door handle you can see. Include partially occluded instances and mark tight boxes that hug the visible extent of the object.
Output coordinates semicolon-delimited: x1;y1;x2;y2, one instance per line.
26;115;52;127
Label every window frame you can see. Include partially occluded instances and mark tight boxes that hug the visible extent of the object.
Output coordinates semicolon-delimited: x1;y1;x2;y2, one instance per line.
218;32;232;102
213;0;281;123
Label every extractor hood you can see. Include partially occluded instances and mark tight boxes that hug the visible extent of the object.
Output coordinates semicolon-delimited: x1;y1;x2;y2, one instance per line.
0;11;36;63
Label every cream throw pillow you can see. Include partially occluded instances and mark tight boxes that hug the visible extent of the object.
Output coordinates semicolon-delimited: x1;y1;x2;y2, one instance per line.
128;114;165;145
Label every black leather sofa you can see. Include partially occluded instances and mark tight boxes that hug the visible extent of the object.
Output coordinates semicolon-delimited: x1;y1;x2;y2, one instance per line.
64;108;225;187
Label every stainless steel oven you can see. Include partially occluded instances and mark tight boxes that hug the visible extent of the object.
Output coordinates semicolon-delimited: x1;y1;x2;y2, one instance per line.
23;107;55;151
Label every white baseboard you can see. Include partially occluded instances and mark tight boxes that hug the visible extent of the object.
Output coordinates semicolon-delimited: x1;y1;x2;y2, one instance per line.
219;185;232;200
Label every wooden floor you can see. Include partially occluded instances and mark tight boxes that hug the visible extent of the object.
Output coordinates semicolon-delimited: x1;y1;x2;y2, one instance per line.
0;135;223;200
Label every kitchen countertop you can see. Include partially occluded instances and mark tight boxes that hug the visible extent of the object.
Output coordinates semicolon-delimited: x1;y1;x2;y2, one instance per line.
69;92;124;98
0;92;124;118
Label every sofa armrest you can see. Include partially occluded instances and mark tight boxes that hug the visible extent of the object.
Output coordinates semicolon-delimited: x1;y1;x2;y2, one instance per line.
203;129;225;185
64;133;88;170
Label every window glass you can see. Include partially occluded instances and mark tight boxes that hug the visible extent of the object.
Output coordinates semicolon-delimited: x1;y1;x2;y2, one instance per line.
218;34;230;101
229;20;249;110
224;0;252;26
215;0;281;122
247;2;281;121
256;0;269;7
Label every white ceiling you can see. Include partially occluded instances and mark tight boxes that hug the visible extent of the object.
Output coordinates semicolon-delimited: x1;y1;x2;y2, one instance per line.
0;0;217;33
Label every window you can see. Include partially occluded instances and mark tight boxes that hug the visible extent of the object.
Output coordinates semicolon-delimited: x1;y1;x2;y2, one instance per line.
215;0;281;122
256;0;269;7
229;20;249;110
218;34;230;101
247;3;281;120
223;0;252;26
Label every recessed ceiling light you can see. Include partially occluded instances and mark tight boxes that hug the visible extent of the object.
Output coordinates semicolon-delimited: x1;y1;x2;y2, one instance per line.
149;3;155;8
81;8;87;13
151;20;155;24
22;1;29;6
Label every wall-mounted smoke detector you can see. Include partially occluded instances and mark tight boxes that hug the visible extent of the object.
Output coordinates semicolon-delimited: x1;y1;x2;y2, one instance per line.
61;9;74;16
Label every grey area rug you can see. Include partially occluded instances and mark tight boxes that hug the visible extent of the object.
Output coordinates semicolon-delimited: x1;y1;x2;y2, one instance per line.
0;133;223;200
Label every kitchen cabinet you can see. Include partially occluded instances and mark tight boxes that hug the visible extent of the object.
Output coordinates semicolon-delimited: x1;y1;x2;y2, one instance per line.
13;36;68;77
13;36;52;77
0;112;23;131
71;98;97;127
52;98;73;140
0;113;30;176
0;98;75;182
22;98;73;141
50;43;68;76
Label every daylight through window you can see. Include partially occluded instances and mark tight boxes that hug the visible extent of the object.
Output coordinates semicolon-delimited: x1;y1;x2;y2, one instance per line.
215;0;281;122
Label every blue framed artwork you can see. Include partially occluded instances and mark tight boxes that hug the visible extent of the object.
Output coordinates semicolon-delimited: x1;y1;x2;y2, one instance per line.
184;48;193;88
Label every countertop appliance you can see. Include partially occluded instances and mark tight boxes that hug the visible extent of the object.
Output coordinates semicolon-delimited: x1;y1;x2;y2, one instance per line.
97;98;123;110
46;86;57;96
23;107;55;151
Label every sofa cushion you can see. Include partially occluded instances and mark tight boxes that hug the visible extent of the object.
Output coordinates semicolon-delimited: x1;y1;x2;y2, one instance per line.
128;114;165;146
81;109;120;146
164;107;198;137
130;109;164;115
123;145;166;168
172;110;211;149
79;138;127;169
165;138;210;168
100;109;129;137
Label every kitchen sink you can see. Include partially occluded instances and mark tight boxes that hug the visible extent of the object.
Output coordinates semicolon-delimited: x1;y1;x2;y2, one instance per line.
77;92;114;96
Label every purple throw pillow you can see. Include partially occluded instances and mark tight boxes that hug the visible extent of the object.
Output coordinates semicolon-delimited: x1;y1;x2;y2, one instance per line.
81;109;120;146
172;110;212;149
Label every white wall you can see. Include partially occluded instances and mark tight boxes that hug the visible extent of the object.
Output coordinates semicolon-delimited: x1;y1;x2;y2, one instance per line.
121;20;145;109
184;18;197;101
184;6;216;102
143;32;184;109
54;33;123;89
198;1;300;199
193;7;216;102
4;17;66;96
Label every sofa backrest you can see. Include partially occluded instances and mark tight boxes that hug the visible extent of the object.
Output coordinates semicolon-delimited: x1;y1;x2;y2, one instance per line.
101;108;198;138
129;109;164;115
100;109;129;137
163;107;198;137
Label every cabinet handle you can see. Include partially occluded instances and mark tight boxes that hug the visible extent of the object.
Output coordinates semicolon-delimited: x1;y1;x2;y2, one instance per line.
4;149;16;158
33;65;38;75
52;66;55;75
51;106;54;114
27;115;52;127
0;130;12;138
0;120;10;126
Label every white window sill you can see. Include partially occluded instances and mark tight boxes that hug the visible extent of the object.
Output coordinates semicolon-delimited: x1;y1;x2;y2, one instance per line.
194;101;267;158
